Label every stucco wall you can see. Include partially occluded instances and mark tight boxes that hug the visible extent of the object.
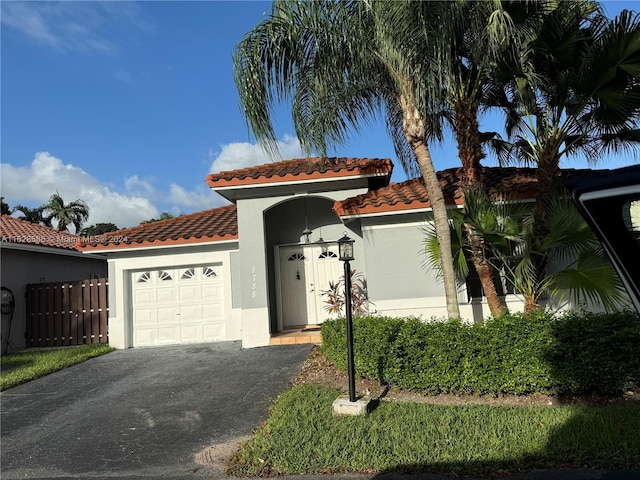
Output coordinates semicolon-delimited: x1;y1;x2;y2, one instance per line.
1;247;107;352
362;213;444;300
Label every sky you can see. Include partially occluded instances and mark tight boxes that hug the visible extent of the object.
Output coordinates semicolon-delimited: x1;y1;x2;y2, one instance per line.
1;1;639;230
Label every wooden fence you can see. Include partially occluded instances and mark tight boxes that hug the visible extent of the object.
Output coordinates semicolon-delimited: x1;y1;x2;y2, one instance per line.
26;278;108;347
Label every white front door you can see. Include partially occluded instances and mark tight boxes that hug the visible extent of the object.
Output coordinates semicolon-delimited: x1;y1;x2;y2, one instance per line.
278;244;342;328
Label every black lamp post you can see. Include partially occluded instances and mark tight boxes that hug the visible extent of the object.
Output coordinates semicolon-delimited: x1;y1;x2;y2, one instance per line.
338;233;357;402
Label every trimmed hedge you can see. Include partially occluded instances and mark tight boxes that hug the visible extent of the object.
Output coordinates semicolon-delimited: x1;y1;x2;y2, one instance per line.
320;310;640;396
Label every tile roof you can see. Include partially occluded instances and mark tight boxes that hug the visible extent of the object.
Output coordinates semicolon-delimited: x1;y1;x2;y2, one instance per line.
206;157;393;189
333;166;595;217
78;204;238;251
1;215;80;250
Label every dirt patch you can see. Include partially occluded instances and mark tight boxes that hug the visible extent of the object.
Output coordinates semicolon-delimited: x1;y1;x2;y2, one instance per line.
194;437;251;475
292;346;640;407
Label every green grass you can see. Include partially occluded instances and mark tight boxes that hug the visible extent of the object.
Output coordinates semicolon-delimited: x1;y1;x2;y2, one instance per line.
228;384;640;477
0;344;115;390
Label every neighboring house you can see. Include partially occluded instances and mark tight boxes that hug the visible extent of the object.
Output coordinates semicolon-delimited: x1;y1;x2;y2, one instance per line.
1;215;107;351
78;157;590;350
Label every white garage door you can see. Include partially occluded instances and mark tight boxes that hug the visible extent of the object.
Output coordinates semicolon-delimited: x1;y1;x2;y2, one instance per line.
131;265;225;347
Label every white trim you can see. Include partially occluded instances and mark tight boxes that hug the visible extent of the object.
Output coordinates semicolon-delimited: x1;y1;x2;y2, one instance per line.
212;172;388;193
274;245;284;333
0;242;102;258
363;220;429;231
81;238;239;254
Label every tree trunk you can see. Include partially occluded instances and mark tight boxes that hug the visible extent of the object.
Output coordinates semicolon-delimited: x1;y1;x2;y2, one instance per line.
523;294;539;314
526;149;559;314
466;224;508;316
401;95;460;319
455;101;507;316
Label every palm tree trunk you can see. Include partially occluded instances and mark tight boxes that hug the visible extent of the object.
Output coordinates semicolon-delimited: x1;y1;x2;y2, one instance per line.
527;149;559;314
466;225;508;316
401;95;460;319
455;102;507;316
523;294;538;314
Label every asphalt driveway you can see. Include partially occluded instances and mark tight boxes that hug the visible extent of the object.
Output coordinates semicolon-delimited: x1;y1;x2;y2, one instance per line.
0;342;312;479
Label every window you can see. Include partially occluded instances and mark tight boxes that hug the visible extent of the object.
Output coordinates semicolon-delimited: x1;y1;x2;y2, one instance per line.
319;251;337;259
158;271;172;281
464;258;518;301
203;266;218;278
136;272;151;283
181;268;195;280
288;253;305;261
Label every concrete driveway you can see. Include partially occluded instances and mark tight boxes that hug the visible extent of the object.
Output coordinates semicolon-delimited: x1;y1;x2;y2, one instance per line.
0;342;312;479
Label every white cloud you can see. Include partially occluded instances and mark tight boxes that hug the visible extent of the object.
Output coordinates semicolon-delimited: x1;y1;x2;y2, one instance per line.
125;175;155;196
209;134;305;173
168;184;226;212
1;152;160;229
0;2;151;55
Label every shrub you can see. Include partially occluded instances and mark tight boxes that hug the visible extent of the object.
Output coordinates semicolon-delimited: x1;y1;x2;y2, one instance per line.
321;315;403;382
320;310;640;396
544;310;640;394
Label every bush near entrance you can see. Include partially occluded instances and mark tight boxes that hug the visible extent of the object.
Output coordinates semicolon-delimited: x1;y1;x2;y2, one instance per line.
321;310;640;396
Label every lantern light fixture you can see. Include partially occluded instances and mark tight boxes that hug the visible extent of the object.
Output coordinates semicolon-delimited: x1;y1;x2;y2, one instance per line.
338;233;354;262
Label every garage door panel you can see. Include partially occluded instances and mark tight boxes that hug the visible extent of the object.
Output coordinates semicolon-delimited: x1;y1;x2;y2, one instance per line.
135;328;157;347
178;285;199;301
157;306;177;324
179;325;200;343
202;284;223;298
203;323;224;341
133;288;156;305
134;308;156;325
202;301;224;319
158;327;181;344
132;264;226;347
156;286;176;303
179;304;202;321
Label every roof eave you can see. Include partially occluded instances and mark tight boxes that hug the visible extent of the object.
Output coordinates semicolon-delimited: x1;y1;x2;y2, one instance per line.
79;235;239;254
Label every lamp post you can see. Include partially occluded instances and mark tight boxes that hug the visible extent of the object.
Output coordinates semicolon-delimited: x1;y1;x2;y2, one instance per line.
338;233;356;402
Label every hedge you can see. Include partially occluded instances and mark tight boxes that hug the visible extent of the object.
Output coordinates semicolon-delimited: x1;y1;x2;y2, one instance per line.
320;310;640;396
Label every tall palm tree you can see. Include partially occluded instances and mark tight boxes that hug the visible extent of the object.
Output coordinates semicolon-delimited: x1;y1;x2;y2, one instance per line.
412;1;550;316
12;205;51;227
234;0;464;317
42;192;90;233
490;6;640;312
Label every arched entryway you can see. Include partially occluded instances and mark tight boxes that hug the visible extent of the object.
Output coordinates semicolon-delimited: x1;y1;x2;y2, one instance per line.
263;196;346;333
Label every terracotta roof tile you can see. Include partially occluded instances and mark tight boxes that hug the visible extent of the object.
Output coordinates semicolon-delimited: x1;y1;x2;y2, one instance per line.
333;166;595;217
1;215;80;250
206;157;392;188
78;204;238;251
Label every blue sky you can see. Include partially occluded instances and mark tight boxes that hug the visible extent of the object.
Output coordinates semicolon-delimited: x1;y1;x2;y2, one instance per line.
1;1;638;229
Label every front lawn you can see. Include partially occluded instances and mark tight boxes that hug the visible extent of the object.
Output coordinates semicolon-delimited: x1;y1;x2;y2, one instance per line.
227;384;640;477
0;344;114;390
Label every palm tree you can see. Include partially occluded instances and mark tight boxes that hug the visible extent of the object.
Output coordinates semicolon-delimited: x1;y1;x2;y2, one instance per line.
412;0;554;316
12;204;51;227
234;0;464;317
424;188;629;313
490;6;640;312
42;192;90;233
1;197;10;216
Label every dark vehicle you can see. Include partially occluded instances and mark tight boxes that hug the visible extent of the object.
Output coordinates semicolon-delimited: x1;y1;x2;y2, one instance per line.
565;164;640;312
